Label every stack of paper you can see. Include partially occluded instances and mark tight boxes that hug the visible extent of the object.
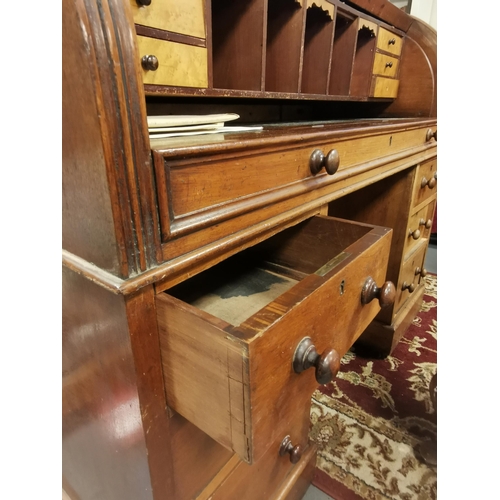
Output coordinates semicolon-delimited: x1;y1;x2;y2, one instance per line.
147;114;263;138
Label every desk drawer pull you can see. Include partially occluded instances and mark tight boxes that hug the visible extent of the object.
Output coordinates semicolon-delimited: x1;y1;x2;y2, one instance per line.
388;38;396;45
136;0;151;4
361;276;396;307
409;228;421;240
402;281;415;293
415;267;427;277
141;54;159;71
293;337;340;385
426;128;437;142
279;436;302;464
385;61;393;68
310;149;340;176
419;218;432;229
421;173;437;189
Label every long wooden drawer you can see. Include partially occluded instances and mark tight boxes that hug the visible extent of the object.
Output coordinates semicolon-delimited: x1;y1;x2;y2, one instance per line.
152;122;432;245
156;216;394;464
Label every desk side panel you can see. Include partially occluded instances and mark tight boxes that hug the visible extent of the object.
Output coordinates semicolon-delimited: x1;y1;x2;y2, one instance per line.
62;267;154;500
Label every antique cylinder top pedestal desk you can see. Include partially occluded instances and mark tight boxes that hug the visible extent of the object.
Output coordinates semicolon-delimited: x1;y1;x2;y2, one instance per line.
62;0;437;498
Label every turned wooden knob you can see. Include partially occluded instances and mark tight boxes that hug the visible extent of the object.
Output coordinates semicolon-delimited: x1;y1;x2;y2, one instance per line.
293;337;341;385
419;218;432;229
136;0;151;4
279;436;302;464
141;54;159;71
402;281;415;293
361;276;396;307
409;228;421;240
421;173;437;189
309;149;340;176
426;128;437;142
415;267;428;277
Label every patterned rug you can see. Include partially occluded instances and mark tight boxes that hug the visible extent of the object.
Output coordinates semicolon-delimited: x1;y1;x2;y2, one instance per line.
310;274;437;500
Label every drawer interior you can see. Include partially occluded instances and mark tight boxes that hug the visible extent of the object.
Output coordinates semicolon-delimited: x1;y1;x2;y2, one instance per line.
167;216;373;327
157;214;391;462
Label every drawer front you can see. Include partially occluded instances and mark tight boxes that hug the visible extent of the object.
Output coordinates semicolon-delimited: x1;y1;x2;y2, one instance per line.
130;0;206;39
205;443;317;500
412;157;437;208
372;52;399;78
372;76;399;98
394;242;427;313
404;201;436;256
137;35;208;88
153;125;430;244
155;216;393;464
376;27;403;56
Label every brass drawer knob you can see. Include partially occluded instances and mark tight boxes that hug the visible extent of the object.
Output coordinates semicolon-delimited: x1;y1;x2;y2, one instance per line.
409;228;421;240
419;218;433;229
293;337;340;385
415;267;428;277
402;281;415;293
388;38;396;45
361;276;396;308
421;173;437;189
279;436;302;464
141;54;159;71
426;128;437;142
385;61;393;68
309;149;340;176
136;0;152;4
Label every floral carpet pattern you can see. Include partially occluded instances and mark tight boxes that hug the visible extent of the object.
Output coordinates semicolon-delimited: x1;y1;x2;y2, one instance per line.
310;274;437;500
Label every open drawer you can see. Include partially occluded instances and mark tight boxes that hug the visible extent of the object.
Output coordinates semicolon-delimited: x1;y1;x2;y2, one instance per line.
156;216;394;464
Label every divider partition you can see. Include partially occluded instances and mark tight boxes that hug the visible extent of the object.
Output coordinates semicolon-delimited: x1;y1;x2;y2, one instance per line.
205;0;397;100
211;0;267;90
328;10;357;96
301;2;335;95
350;19;378;97
265;0;305;93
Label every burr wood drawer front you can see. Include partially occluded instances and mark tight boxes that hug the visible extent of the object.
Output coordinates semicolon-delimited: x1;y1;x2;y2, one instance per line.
152;125;431;245
136;35;208;88
372;52;399;78
412;157;437;208
371;76;399;98
155;216;394;464
376;27;403;56
130;0;206;39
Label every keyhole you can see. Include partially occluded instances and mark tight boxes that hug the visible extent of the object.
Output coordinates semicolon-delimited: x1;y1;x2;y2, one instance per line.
389;136;393;146
339;280;345;295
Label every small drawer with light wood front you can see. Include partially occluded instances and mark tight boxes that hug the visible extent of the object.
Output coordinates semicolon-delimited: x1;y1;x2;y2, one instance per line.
156;216;394;464
130;0;206;39
137;35;208;88
372;52;399;78
412;157;437;208
376;27;403;56
371;76;399;98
